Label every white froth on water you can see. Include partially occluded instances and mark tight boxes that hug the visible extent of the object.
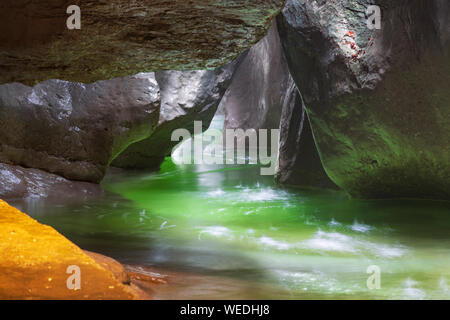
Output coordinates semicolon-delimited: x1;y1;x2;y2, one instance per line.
258;236;292;251
300;230;407;258
301;231;356;253
198;226;234;240
350;220;373;233
402;278;426;300
207;189;226;197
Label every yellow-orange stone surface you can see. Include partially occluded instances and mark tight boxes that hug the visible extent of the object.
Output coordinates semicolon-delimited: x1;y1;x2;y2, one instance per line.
0;199;143;299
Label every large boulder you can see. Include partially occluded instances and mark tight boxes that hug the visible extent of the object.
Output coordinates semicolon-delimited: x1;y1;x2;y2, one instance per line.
0;74;160;183
113;60;242;169
0;0;286;85
221;21;289;131
277;0;450;199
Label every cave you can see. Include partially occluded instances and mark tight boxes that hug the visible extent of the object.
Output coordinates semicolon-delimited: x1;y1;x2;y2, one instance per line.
0;0;449;302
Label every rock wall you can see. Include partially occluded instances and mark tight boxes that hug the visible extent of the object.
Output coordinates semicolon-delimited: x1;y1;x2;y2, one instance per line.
0;59;243;184
1;0;448;201
0;0;286;85
277;0;450;199
220;20;335;188
113;59;243;169
0;74;160;183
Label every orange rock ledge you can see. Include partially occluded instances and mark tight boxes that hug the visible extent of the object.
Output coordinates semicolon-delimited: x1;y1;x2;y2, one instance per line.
0;199;148;299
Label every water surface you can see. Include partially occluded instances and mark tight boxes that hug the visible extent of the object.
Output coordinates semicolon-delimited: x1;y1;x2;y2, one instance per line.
14;118;450;300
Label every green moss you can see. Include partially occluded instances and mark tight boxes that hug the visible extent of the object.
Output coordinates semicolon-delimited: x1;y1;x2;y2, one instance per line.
309;51;450;199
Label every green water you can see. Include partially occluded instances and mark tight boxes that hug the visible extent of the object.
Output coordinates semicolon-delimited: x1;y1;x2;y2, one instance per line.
15;118;450;300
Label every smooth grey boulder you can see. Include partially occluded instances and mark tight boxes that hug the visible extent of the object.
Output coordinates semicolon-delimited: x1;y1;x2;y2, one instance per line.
221;21;289;132
276;79;337;189
113;59;243;169
0;163;103;202
277;0;450;199
0;74;160;183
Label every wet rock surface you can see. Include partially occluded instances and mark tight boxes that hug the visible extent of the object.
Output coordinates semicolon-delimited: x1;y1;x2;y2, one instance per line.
0;0;286;85
221;21;289;132
0;163;103;203
0;74;160;183
113;60;243;170
277;0;450;199
276;80;337;189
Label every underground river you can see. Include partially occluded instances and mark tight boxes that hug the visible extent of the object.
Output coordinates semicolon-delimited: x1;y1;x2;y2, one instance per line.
11;117;450;300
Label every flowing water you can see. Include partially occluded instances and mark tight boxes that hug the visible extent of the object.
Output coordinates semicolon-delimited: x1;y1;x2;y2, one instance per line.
12;116;450;300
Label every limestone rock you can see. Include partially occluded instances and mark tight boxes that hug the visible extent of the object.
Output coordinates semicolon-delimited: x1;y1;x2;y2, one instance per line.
0;74;160;183
277;0;450;199
0;0;286;85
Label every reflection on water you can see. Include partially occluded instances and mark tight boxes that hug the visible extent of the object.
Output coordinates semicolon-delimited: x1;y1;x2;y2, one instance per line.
11;116;450;300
